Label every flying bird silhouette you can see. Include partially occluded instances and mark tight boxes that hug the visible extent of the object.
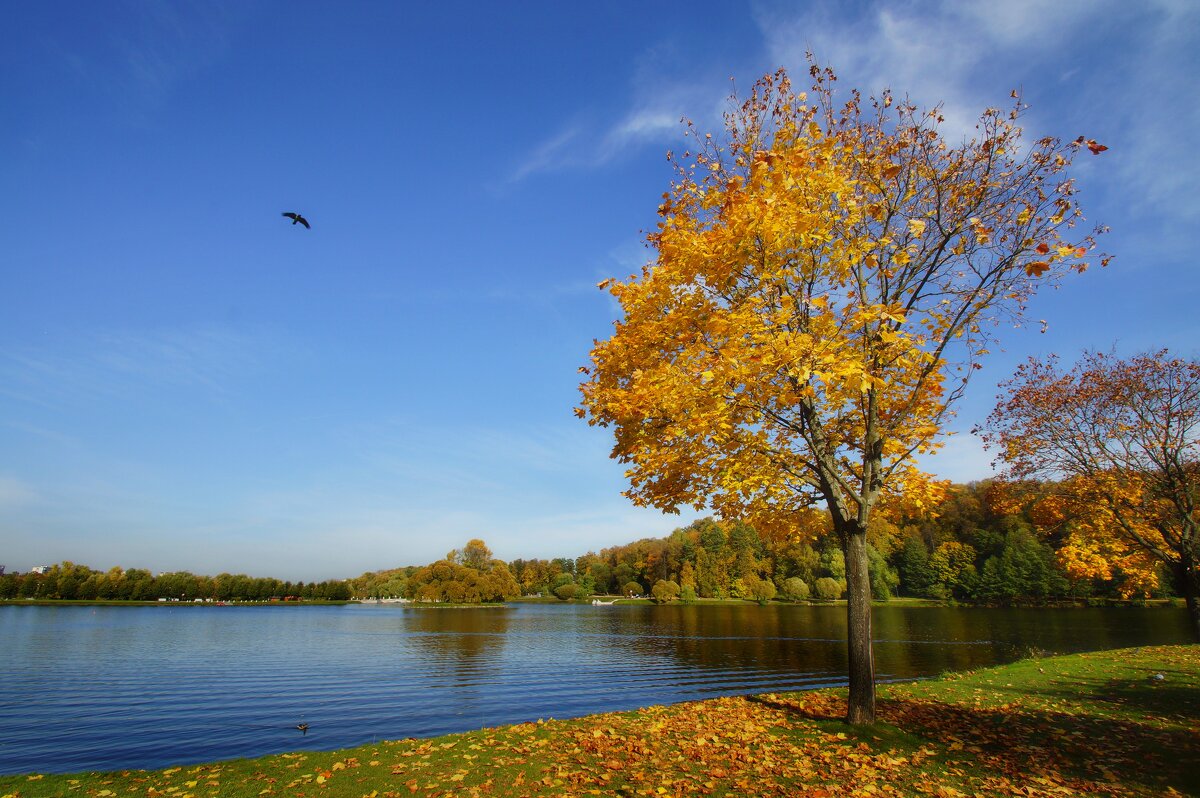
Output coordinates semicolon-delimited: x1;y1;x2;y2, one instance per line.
296;723;310;735
282;212;310;229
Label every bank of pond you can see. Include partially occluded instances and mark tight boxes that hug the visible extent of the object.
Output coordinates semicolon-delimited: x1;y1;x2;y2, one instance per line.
0;643;1195;797
0;601;1193;779
0;594;1184;609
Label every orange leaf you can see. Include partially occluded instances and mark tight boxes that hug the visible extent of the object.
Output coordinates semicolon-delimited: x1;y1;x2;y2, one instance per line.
1025;261;1050;277
1086;139;1108;155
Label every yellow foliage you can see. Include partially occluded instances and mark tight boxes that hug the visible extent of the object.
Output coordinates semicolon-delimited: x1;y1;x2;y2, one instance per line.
580;64;1101;542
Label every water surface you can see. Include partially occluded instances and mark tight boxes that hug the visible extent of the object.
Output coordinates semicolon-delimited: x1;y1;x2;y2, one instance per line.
0;602;1190;774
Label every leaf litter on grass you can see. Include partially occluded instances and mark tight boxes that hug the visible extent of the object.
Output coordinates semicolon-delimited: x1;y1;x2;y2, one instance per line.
1;645;1195;798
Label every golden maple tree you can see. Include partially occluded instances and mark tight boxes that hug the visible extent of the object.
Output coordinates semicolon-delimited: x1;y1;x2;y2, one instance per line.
579;63;1104;723
982;350;1200;639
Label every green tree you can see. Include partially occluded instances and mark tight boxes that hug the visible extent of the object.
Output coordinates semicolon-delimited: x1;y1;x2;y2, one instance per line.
779;576;811;601
554;583;581;601
929;542;979;599
741;574;777;605
977;528;1067;603
895;537;935;597
866;544;898;601
652;579;681;603
814;577;843;601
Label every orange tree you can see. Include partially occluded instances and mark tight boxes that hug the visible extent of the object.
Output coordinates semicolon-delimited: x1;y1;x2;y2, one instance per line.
578;64;1105;723
982;350;1200;639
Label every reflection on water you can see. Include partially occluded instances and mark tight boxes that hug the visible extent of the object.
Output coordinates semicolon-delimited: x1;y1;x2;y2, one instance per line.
0;603;1189;775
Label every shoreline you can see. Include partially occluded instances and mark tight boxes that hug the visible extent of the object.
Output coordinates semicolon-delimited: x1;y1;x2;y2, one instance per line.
1;644;1195;796
0;596;1183;609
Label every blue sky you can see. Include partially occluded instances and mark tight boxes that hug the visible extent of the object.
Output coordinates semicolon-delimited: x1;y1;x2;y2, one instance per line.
2;1;1197;581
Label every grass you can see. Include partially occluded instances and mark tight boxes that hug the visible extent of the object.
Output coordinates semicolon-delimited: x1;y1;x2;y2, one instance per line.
1;645;1196;797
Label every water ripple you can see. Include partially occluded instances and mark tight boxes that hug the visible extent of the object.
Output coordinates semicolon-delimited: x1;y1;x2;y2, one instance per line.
0;602;1191;774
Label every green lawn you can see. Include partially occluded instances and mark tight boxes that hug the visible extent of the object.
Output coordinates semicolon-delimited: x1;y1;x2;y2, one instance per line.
2;644;1196;797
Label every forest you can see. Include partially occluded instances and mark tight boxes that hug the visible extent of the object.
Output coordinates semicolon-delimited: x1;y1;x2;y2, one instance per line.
350;480;1178;605
0;562;352;602
3;479;1177;606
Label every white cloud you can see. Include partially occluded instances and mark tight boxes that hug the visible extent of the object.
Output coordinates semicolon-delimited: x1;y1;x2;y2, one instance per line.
754;0;1199;221
508;100;692;180
506;39;727;181
595;104;689;163
508;126;583;182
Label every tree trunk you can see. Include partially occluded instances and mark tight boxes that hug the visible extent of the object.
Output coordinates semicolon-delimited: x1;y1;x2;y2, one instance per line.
844;526;876;724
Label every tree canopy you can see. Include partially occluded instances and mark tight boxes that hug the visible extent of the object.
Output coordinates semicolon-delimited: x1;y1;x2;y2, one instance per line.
580;63;1105;722
982;349;1200;638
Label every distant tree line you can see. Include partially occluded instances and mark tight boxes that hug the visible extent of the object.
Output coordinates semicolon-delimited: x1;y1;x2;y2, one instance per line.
350;482;1177;606
0;561;352;601
348;539;520;603
10;481;1179;607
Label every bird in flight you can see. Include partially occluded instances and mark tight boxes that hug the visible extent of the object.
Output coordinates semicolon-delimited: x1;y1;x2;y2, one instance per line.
282;212;310;229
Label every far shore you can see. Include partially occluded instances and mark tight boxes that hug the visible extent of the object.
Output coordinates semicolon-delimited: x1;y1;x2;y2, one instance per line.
1;595;1184;609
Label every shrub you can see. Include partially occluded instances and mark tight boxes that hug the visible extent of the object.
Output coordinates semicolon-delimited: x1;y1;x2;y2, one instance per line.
741;574;777;605
553;583;580;601
780;576;810;601
622;581;644;597
814;577;843;600
651;579;681;603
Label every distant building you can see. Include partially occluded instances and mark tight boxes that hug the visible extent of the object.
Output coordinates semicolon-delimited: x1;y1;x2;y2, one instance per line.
30;566;51;575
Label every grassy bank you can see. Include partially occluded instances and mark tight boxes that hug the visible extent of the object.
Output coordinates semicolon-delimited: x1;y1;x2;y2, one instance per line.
2;645;1195;797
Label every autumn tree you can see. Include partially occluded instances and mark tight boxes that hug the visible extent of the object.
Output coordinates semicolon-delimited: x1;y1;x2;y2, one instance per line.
929;541;979;599
652;579;681;602
982;350;1200;638
449;538;494;571
579;63;1104;722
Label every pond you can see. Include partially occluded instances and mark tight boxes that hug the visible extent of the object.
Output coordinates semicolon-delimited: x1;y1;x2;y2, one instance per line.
0;602;1190;774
